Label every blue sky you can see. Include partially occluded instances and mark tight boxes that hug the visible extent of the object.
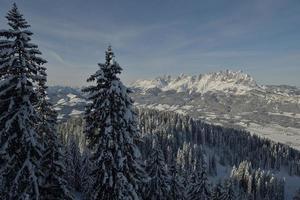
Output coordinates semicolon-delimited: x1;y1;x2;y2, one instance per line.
0;0;300;87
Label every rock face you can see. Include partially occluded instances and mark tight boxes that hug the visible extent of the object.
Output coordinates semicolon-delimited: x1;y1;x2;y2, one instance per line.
47;70;300;150
131;70;259;95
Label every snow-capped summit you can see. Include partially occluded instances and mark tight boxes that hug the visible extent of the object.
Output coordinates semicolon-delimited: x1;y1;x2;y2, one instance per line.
131;70;260;95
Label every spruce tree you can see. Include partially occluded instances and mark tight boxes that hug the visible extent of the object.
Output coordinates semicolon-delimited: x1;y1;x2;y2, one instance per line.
83;46;147;200
65;134;81;191
186;157;211;200
294;188;300;200
144;140;170;200
37;67;74;199
0;3;45;199
208;154;217;176
168;162;185;200
80;148;94;200
211;183;223;200
220;180;236;200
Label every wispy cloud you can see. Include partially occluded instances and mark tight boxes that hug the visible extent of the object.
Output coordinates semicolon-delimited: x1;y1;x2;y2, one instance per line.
47;50;67;65
0;0;299;86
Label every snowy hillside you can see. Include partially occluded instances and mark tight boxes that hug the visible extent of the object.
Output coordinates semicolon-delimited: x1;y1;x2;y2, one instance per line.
47;86;87;120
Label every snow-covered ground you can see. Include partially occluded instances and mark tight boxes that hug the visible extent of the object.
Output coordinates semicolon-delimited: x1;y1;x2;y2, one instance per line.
69;109;84;116
246;123;300;150
268;112;300;119
135;102;300;150
204;146;299;199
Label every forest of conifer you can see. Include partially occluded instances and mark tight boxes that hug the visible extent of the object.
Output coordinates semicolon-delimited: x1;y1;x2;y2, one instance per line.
0;3;299;200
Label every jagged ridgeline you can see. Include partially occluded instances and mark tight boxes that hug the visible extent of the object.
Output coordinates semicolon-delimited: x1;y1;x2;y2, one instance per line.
58;108;300;176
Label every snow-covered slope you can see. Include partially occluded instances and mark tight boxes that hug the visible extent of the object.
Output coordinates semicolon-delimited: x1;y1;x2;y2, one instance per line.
47;86;87;120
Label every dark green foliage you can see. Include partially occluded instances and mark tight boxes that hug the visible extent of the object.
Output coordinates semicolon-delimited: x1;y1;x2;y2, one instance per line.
168;163;185;200
83;46;147;199
144;141;170;200
0;4;45;199
211;183;223;200
38;79;74;199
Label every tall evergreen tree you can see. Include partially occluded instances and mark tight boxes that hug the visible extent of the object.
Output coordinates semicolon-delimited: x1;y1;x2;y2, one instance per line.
294;188;300;200
83;46;147;200
168;162;185;200
187;157;211;200
220;180;236;200
80;148;94;200
0;3;45;199
211;182;223;200
65;134;81;192
144;140;170;200
208;154;217;176
37;67;74;199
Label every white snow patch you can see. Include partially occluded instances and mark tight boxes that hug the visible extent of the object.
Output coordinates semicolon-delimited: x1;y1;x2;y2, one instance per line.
69;109;84;115
54;107;62;111
67;93;77;99
57;114;65;120
246;123;300;150
268;112;300;119
57;98;66;105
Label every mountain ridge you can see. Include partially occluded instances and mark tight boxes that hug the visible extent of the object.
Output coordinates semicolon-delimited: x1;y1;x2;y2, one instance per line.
131;70;300;97
130;70;260;93
47;70;300;150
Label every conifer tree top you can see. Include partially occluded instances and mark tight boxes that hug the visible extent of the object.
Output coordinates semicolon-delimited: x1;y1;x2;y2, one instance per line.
105;45;113;64
6;3;30;31
102;46;122;78
0;3;46;77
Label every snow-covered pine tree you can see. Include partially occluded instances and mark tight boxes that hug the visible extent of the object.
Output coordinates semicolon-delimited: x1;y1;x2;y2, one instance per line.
294;188;300;200
36;67;74;199
83;46;147;200
168;162;185;200
65;134;81;192
208;154;217;176
230;160;252;191
144;140;170;200
211;182;223;200
186;154;211;200
220;179;236;200
0;3;46;199
80;148;94;200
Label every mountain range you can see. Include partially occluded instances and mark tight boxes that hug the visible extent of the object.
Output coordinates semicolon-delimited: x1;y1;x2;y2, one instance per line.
48;70;300;150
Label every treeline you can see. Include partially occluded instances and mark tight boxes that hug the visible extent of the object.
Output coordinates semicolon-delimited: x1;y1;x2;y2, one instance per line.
58;107;300;199
137;108;300;176
231;161;285;200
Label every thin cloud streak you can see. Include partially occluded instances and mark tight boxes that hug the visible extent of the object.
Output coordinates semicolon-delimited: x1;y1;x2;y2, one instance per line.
0;0;299;87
